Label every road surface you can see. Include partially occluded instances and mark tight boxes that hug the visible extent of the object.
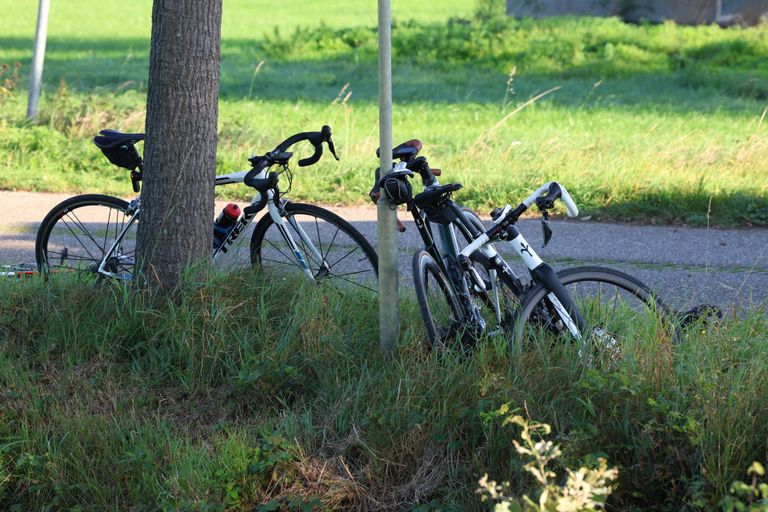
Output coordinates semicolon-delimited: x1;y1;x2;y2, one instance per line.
1;191;766;312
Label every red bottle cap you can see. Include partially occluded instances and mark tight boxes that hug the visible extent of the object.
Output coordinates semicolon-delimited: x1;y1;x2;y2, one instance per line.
223;203;241;219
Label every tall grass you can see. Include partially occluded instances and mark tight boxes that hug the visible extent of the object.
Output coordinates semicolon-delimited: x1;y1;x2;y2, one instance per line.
1;273;766;509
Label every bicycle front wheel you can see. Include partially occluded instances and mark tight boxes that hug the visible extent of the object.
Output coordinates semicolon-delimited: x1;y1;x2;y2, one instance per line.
35;194;137;280
513;266;675;359
250;203;378;294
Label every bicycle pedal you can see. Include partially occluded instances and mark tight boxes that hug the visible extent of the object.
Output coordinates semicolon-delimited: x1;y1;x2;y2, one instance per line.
678;304;723;330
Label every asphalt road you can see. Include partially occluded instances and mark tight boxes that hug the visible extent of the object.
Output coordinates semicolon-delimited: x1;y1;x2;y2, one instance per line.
2;191;766;312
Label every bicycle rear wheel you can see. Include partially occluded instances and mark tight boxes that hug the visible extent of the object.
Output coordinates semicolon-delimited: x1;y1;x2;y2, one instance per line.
250;203;378;295
412;250;466;349
35;194;137;280
513;266;675;361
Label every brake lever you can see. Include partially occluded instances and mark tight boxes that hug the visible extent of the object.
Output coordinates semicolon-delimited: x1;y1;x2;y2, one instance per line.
541;209;553;248
327;137;340;161
320;125;339;161
130;171;141;193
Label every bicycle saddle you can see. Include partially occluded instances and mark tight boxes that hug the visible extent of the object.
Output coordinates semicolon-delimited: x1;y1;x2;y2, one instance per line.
376;139;423;162
93;130;145;149
413;183;462;208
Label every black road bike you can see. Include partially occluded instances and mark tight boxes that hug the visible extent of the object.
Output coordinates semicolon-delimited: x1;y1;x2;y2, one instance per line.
36;126;379;294
372;142;676;354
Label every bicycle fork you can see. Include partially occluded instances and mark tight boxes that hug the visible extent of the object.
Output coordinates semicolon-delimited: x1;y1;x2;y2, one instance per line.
437;222;488;333
505;226;586;339
267;198;328;281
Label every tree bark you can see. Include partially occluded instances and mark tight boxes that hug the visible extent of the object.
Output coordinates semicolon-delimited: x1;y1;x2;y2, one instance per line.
137;0;223;289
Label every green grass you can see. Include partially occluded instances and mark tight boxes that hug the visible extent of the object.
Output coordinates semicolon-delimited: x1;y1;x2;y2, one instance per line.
1;272;766;510
0;2;767;227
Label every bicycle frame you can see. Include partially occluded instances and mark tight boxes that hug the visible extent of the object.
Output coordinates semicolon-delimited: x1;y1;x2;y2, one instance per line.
456;188;588;339
393;159;521;333
485;223;584;339
408;203;503;335
95;167;328;281
401;157;586;339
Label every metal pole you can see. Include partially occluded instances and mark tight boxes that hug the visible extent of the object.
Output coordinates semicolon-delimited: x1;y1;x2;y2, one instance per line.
377;0;398;358
27;0;50;119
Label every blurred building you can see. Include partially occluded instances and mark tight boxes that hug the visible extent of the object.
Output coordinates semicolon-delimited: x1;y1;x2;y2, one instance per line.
506;0;768;25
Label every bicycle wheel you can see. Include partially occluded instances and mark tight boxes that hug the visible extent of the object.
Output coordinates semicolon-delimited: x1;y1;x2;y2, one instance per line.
513;266;675;360
35;194;137;280
412;250;466;349
250;203;378;294
455;207;521;334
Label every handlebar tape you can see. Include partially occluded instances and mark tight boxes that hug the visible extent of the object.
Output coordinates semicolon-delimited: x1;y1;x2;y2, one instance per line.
298;141;323;167
558;185;579;217
274;125;337;167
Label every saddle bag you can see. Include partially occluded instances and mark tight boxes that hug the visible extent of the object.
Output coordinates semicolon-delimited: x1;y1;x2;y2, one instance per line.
99;142;142;171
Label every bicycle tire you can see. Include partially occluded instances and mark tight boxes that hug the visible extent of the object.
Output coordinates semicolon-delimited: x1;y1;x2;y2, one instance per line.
412;250;466;349
35;194;137;280
513;265;675;358
250;203;378;294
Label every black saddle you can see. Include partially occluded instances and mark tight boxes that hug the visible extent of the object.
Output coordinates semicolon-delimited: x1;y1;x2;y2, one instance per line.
376;139;423;162
414;183;462;208
93;129;145;149
414;183;463;225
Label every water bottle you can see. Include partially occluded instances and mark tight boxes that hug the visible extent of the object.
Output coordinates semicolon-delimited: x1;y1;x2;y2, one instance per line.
213;203;241;250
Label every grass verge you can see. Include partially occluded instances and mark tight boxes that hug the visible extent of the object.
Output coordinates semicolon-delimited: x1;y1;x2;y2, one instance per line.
1;272;766;510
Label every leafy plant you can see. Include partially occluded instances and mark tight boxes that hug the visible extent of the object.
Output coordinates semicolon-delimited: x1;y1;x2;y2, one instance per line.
475;0;506;21
721;462;768;512
478;408;618;511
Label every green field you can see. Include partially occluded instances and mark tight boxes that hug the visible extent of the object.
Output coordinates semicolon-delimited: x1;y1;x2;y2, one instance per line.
2;273;767;510
1;1;767;226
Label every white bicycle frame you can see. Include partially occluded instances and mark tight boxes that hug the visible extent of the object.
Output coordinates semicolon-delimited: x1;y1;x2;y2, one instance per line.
96;166;327;281
457;182;583;339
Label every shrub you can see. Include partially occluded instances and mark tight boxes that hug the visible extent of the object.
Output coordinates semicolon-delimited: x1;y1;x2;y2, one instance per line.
477;409;619;511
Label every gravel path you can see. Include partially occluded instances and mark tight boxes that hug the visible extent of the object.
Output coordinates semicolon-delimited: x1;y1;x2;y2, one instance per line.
2;191;766;312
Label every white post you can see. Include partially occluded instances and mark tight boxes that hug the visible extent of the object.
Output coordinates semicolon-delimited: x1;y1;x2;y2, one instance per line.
377;0;398;358
27;0;50;119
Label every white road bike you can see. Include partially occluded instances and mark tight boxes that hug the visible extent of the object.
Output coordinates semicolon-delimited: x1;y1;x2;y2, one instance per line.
35;126;379;294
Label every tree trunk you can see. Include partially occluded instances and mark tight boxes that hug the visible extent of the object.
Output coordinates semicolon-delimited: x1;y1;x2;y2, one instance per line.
137;0;223;289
